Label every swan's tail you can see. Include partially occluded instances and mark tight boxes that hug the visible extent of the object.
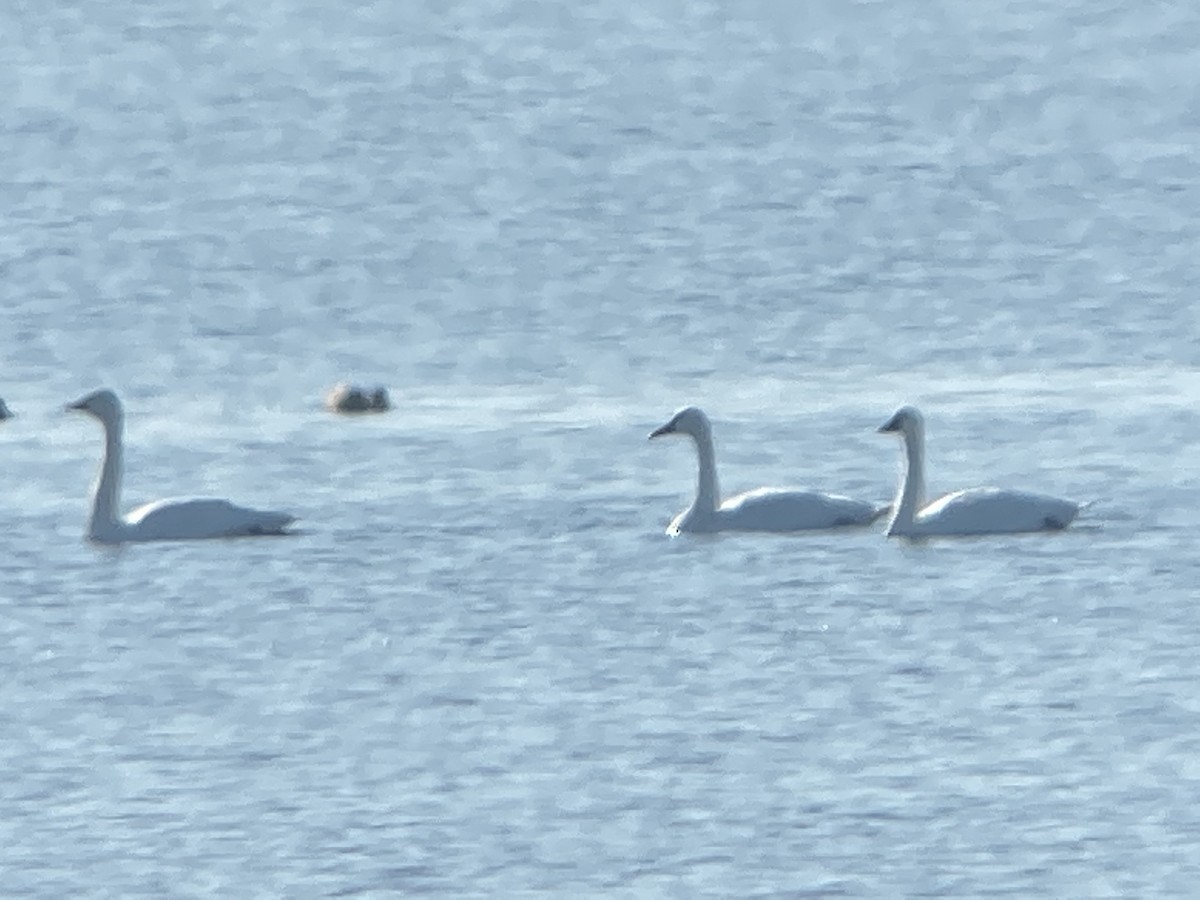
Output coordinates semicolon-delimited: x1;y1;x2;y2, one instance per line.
1065;499;1100;529
244;510;297;536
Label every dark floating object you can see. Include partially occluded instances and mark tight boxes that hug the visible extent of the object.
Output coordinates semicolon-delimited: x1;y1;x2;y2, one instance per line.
325;383;391;414
0;399;11;420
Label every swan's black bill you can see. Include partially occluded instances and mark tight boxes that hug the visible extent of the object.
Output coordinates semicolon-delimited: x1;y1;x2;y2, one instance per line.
65;400;86;412
648;423;675;439
877;416;900;433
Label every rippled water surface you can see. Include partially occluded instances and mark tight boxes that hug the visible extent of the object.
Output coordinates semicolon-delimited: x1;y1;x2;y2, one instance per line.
2;0;1200;895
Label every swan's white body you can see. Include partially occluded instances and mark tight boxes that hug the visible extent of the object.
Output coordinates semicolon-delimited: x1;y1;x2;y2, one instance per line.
649;406;885;535
68;389;296;543
878;405;1082;538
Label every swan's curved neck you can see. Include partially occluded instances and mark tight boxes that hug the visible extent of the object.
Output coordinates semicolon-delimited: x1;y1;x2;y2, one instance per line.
90;416;125;538
690;428;721;515
889;426;926;533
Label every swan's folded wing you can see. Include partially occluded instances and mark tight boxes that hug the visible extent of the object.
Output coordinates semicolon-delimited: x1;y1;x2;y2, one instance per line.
719;487;881;531
917;487;1078;534
126;497;296;539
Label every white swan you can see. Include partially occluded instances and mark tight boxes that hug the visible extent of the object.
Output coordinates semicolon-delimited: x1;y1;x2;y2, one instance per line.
877;405;1083;537
649;405;886;535
67;389;296;543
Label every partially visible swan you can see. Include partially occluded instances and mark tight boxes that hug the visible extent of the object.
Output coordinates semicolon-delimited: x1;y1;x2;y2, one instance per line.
649;406;886;535
67;389;296;543
325;383;390;414
877;405;1082;537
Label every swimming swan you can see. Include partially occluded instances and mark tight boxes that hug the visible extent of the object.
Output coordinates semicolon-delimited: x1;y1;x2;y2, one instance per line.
67;388;296;543
877;405;1082;537
649;405;886;535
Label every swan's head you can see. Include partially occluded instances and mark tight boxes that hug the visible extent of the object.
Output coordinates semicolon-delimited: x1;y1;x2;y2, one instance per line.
649;405;712;441
67;388;124;425
878;405;924;437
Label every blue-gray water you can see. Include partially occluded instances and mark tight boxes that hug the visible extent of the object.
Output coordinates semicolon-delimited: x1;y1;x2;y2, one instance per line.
3;0;1200;895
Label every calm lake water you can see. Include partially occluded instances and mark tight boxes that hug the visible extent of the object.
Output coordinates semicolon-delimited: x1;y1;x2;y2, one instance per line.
2;0;1199;895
